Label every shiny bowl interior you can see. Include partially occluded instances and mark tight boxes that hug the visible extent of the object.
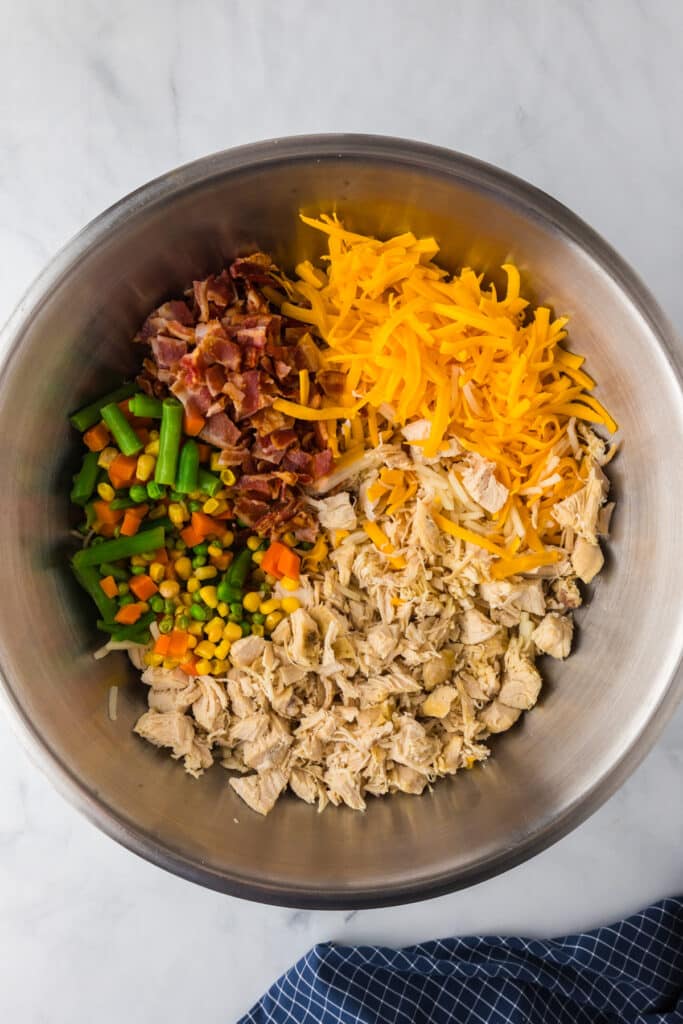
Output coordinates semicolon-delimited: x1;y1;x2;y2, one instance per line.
0;135;681;908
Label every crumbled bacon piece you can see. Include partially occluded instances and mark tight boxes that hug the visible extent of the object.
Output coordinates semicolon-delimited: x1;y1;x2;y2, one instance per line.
135;254;335;538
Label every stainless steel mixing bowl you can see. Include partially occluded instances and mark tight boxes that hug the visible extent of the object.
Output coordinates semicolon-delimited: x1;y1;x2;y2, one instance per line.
0;135;681;908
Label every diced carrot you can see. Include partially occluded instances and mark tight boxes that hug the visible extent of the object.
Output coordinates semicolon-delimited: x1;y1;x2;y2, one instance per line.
167;630;189;659
278;546;301;581
120;510;142;536
108;453;138;489
154;547;169;564
153;634;171;656
136;428;151;446
180;524;204;548
214;509;234;520
117;400;152;430
191;510;223;539
114;603;144;625
129;574;158;600
183;408;206;437
99;575;119;598
261;541;288;579
179;657;197;676
83;422;110;452
93;500;123;525
97;523;117;538
197;444;211;463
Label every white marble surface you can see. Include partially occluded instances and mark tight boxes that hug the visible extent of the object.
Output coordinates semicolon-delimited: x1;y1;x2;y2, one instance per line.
1;1;682;1021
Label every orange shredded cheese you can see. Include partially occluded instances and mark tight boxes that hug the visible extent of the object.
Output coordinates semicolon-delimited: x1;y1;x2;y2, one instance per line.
292;214;617;559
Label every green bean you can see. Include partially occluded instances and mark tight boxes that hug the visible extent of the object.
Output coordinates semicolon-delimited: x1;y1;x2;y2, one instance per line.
129;394;163;418
70;452;99;506
109;496;137;510
99;562;128;582
197;468;222;497
101;402;143;456
225;548;252;592
71;562;118;622
72;526;165;568
154;399;184;486
146;480;166;500
69;383;137;432
138;515;172;533
176;440;199;494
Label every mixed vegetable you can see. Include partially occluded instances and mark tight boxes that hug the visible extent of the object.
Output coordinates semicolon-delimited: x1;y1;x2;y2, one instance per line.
69;387;307;677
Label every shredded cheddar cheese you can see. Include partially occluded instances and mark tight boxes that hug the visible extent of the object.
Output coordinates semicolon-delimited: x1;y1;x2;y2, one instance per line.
288;214;617;561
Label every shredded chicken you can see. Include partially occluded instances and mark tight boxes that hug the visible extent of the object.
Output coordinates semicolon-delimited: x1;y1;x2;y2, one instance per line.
131;424;612;815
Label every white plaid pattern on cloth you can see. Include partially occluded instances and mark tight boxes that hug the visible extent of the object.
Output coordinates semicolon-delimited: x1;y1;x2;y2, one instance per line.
239;897;683;1023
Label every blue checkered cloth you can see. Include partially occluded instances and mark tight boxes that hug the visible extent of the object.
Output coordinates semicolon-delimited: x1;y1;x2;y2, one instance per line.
239;897;683;1023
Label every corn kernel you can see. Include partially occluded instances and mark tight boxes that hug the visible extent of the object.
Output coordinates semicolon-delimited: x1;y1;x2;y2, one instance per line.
210;452;222;472
135;453;156;482
222;530;235;547
251;624;265;637
280;576;299;591
217;601;229;617
168;502;187;527
223;622;243;643
220;468;236;486
144;439;160;456
214;553;232;571
283;531;297;546
281;597;301;614
251;550;264;565
148;504;167;520
143;652;164;667
246;536;261;551
148;429;159;441
137;601;150;613
187;577;200;594
214;640;231;660
195;565;217;580
265;610;284;632
265;573;277;585
199;585;218;609
97;447;118;469
188;621;204;636
242;592;261;613
97;482;115;502
205;618;224;643
259;598;282;615
149;561;165;582
195;640;216;660
186;635;197;649
174;556;192;580
202;497;220;515
195;658;212;675
182;593;192;607
211;659;228;675
207;544;222;558
162;657;180;670
159;580;180;599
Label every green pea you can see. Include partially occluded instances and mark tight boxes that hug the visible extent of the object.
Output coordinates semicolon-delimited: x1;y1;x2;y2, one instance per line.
240;622;251;636
163;598;175;614
177;615;190;630
228;613;242;623
192;554;207;568
150;595;164;613
229;602;243;618
174;539;186;552
159;616;174;634
169;490;183;502
118;582;130;596
130;565;146;575
193;542;209;555
188;500;202;512
129;484;148;503
251;612;265;625
119;594;134;607
190;603;208;621
235;518;248;529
